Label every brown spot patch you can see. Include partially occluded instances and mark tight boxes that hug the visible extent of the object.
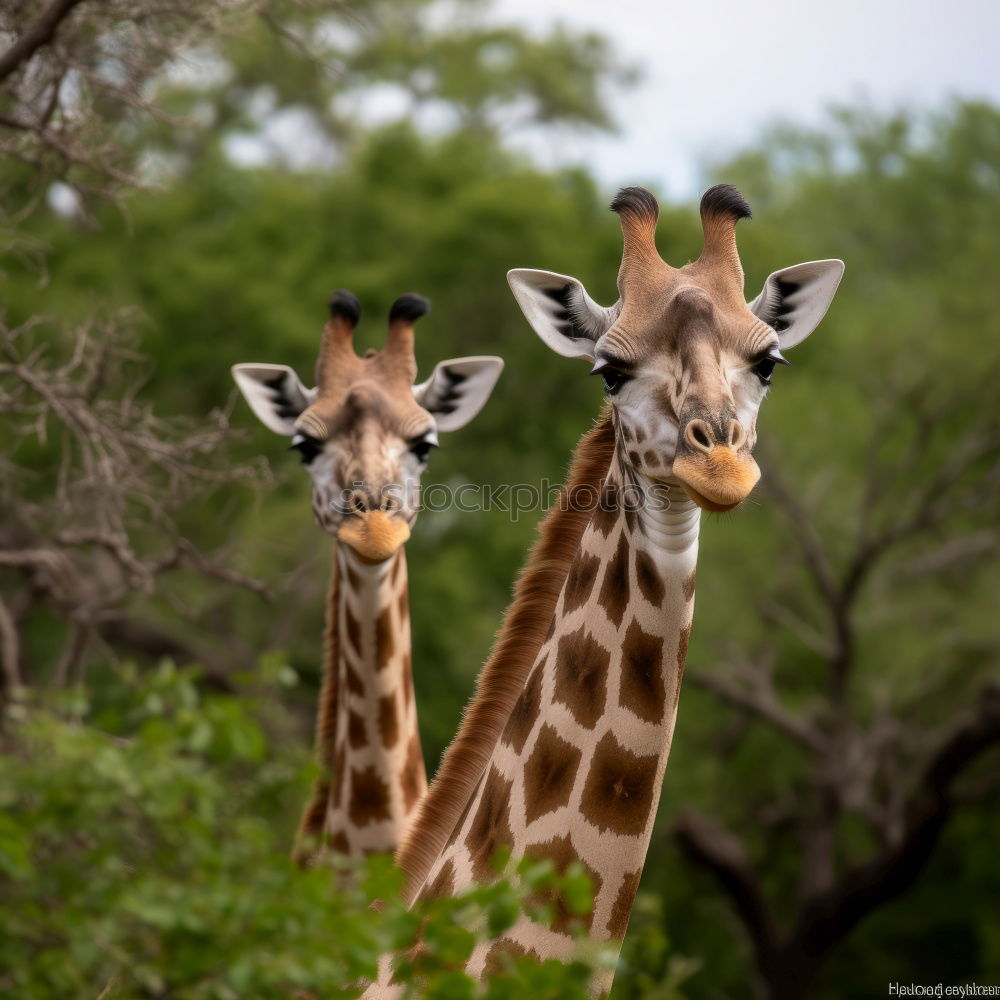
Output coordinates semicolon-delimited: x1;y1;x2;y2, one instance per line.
591;492;619;538
378;692;399;749
331;744;346;805
346;662;364;696
375;606;394;670
682;569;697;603
484;938;540;976
554;626;608;730
466;767;514;882
504;661;543;754
635;548;665;607
544;615;557;643
675;623;692;707
423;858;455;900
619;619;666;723
401;731;426;812
348;765;390;827
524;833;602;933
579;732;658;836
598;533;630;628
562;550;600;615
346;560;362;591
326;829;351;855
397;587;408;623
344;606;362;658
606;870;642;940
643;450;659;468
348;707;367;749
523;724;583;825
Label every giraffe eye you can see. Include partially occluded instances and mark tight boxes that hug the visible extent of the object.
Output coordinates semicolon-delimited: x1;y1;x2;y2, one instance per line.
753;348;789;386
754;357;776;385
590;361;631;396
290;433;321;465
409;431;438;464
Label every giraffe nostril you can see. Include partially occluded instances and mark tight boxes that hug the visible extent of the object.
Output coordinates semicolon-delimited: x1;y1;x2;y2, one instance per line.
727;420;745;449
685;420;714;454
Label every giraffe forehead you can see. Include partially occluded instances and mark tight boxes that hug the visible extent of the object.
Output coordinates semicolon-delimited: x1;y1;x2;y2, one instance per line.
304;376;432;443
600;280;774;365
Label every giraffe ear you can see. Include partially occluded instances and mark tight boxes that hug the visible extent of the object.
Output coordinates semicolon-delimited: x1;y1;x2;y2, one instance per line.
507;268;619;361
414;356;504;432
231;363;316;436
748;259;845;350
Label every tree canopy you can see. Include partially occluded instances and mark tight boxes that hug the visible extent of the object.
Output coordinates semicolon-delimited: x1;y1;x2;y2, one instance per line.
1;0;997;995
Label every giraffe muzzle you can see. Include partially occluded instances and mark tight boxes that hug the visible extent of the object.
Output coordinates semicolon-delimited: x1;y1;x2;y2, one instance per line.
338;510;411;562
672;446;761;512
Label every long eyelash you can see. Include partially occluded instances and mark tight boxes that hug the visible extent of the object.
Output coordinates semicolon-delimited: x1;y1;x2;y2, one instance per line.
590;357;633;376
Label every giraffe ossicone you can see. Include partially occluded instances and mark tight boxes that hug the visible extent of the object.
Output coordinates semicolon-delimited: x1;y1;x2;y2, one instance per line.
232;290;503;858
369;185;842;996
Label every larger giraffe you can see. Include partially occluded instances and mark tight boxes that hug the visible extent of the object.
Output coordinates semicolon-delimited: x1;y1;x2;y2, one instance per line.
233;291;502;858
370;185;842;995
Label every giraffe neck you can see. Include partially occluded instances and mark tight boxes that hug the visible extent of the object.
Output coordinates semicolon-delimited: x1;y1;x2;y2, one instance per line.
298;543;427;859
410;450;700;993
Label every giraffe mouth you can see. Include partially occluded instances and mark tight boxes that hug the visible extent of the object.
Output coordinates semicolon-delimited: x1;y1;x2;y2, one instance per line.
672;448;760;512
674;481;742;513
337;510;411;561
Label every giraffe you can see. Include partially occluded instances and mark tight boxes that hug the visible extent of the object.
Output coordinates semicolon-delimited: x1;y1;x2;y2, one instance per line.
232;290;503;859
368;185;843;995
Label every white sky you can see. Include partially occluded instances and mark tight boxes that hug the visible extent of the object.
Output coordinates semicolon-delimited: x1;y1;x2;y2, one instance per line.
493;0;1000;197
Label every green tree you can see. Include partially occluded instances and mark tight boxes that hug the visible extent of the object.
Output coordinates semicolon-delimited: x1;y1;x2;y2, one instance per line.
147;0;634;168
0;661;601;998
638;102;1000;999
4;0;999;993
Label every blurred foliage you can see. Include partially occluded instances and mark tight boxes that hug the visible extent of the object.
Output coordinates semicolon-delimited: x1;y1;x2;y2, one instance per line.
0;662;603;998
1;0;999;992
147;0;635;165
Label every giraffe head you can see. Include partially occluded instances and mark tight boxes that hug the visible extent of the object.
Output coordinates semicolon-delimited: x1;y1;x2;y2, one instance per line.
508;185;843;512
233;291;503;560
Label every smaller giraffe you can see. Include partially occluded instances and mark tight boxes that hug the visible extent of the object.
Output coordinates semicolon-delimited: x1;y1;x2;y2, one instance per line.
233;291;503;858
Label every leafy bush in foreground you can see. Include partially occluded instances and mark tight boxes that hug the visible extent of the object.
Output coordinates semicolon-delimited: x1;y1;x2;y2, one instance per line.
0;663;603;999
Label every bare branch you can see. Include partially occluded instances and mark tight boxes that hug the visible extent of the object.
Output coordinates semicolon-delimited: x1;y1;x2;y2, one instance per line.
757;455;839;609
687;667;826;754
902;530;996;576
758;600;834;659
52;621;91;687
791;686;1000;953
0;313;267;687
0;593;22;698
674;811;782;981
0;0;87;84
